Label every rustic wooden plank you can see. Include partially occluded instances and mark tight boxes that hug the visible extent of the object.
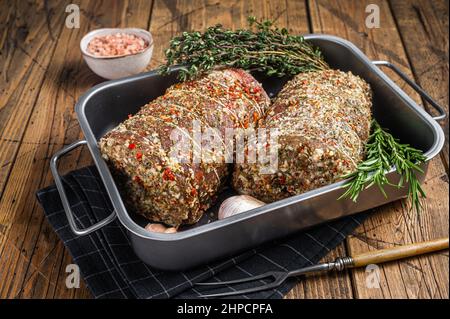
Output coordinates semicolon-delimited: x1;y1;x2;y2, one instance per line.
0;0;153;299
0;0;94;295
309;0;449;299
21;0;154;299
0;0;67;205
0;0;69;298
389;0;449;171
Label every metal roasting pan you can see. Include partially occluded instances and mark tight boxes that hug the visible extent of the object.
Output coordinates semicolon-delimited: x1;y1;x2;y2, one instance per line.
50;35;446;270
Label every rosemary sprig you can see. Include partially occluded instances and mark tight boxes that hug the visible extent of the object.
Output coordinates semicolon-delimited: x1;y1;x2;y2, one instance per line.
339;120;427;213
159;16;329;81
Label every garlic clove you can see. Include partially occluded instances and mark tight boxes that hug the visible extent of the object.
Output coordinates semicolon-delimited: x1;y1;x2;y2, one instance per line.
145;223;178;233
218;195;265;220
164;227;178;233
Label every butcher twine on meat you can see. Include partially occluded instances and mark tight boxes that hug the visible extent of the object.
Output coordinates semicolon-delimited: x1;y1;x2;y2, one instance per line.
100;68;372;226
99;68;270;226
233;69;372;202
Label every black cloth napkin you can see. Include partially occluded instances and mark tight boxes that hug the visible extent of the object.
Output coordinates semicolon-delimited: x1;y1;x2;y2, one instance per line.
36;166;366;299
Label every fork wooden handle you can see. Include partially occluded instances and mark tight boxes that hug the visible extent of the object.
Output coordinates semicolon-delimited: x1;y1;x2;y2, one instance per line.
350;237;449;268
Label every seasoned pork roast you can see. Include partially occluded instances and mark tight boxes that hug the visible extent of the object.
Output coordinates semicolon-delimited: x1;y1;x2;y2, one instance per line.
99;69;270;226
100;68;372;226
233;70;372;202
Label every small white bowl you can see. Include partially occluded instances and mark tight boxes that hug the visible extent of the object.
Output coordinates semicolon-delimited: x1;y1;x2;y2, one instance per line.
80;28;153;80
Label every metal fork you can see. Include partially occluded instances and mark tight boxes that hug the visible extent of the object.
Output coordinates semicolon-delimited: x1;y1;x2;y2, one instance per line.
195;237;449;298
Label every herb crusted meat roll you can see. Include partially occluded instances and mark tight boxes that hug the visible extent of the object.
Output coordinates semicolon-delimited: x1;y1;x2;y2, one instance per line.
99;68;270;226
232;69;372;202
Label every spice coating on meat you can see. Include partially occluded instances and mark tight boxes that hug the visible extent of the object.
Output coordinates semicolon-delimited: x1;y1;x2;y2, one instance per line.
99;68;270;226
233;70;372;202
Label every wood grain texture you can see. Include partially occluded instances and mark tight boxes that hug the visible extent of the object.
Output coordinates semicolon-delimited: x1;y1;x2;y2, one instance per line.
351;238;449;267
0;0;67;210
0;0;69;299
309;0;449;299
0;0;447;299
0;0;153;299
389;0;449;172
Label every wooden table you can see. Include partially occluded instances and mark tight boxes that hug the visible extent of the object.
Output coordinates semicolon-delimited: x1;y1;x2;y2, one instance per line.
0;0;448;299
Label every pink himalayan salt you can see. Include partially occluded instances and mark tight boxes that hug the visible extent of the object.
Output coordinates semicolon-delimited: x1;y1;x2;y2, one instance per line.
87;32;148;57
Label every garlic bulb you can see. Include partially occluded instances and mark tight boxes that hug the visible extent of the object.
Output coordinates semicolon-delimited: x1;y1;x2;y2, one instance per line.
218;195;265;220
145;223;177;233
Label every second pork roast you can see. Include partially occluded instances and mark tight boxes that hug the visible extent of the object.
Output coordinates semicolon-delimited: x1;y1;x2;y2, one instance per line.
233;69;372;202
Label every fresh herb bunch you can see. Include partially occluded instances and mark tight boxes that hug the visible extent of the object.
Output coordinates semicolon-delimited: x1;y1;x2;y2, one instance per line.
159;16;329;81
339;120;427;213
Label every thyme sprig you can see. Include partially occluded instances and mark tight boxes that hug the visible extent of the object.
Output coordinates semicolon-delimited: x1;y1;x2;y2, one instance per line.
159;16;329;81
339;120;427;213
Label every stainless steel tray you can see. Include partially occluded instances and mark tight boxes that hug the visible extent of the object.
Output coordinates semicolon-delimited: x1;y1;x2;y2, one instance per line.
50;34;446;270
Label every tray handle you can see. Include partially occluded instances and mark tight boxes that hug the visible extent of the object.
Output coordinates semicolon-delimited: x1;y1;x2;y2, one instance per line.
372;60;446;121
50;140;117;236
